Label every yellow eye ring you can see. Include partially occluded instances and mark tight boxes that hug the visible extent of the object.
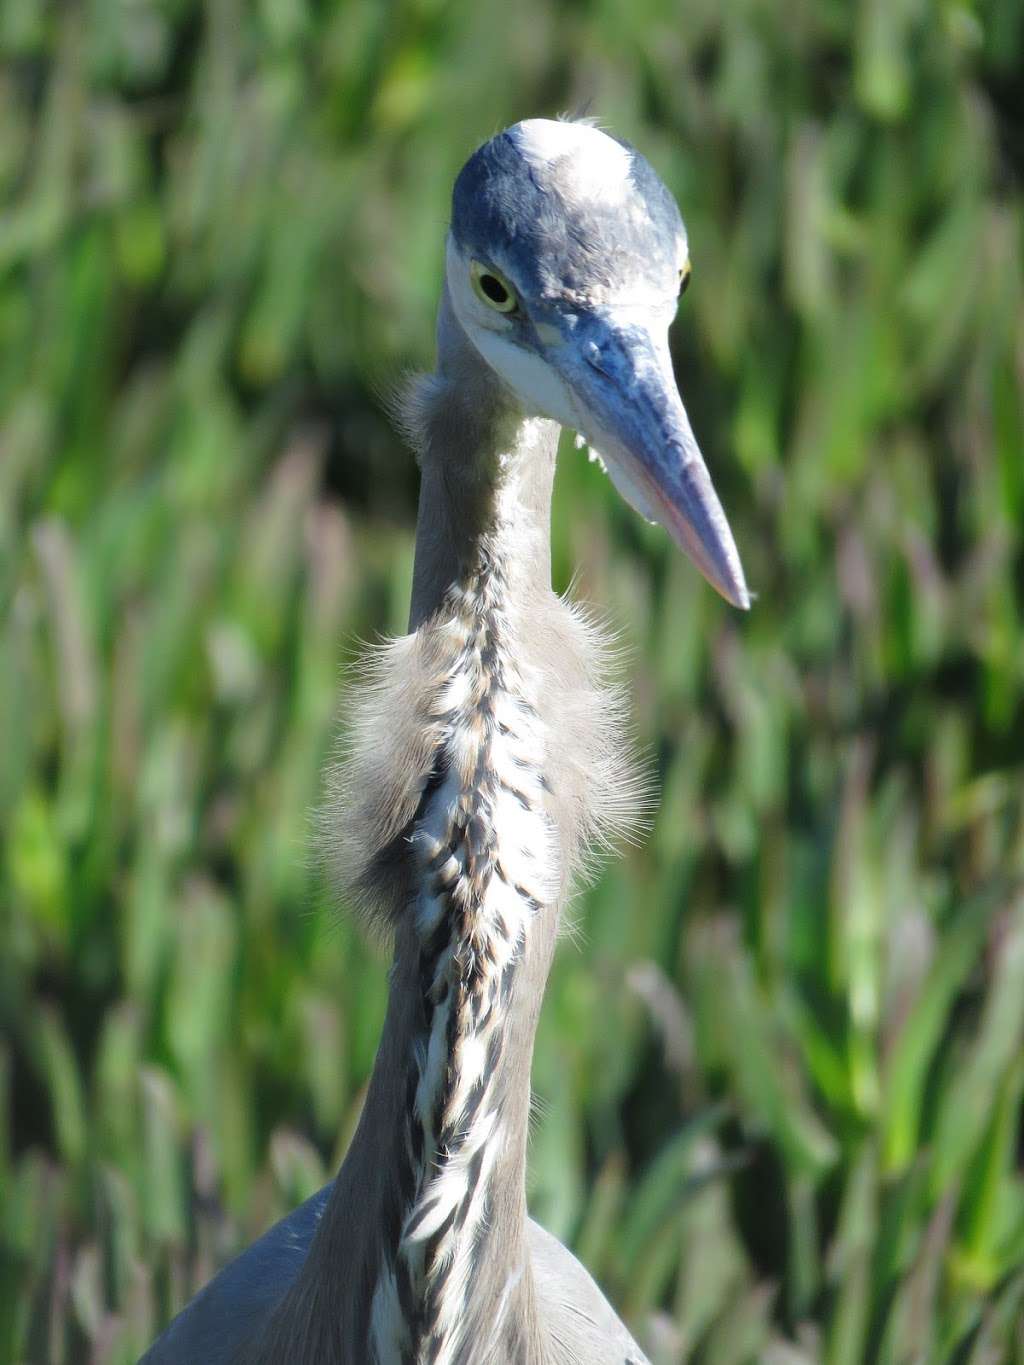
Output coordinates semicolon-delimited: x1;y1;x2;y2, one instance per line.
678;260;692;296
470;261;518;313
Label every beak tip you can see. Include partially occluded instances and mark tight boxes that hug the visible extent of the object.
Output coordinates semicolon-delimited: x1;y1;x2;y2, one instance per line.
708;547;751;612
721;577;752;612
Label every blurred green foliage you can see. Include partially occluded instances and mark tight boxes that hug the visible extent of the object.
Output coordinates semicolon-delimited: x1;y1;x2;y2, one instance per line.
2;0;1024;1361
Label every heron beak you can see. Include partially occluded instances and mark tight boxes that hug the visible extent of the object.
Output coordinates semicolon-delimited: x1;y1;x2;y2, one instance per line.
553;318;750;610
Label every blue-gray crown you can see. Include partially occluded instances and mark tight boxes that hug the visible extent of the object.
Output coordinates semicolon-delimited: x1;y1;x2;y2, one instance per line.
451;120;685;304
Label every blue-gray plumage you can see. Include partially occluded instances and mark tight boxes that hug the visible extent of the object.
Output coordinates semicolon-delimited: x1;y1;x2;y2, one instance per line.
451;125;683;304
142;117;747;1365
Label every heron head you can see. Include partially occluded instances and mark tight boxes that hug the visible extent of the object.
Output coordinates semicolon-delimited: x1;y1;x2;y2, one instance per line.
446;117;749;610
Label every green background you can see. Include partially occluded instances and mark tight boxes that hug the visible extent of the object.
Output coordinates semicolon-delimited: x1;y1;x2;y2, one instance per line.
2;0;1023;1360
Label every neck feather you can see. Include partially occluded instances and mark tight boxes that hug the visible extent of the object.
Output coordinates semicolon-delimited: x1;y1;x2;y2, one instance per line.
260;304;643;1365
371;519;559;1363
367;331;563;1361
406;286;559;629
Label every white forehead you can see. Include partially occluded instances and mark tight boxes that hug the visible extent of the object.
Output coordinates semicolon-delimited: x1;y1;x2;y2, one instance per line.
511;119;633;206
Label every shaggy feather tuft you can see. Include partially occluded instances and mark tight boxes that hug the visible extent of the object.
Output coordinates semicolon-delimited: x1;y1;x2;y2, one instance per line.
320;588;650;939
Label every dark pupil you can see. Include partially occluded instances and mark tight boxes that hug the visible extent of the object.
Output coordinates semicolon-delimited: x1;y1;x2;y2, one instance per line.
480;274;509;305
679;271;691;296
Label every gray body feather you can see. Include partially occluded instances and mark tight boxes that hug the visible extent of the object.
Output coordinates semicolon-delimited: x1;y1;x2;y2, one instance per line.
141;1186;646;1364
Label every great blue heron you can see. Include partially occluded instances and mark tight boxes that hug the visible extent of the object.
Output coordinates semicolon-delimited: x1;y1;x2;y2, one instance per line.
143;117;748;1365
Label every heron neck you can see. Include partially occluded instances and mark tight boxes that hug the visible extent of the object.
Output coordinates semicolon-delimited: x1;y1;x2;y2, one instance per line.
293;308;565;1362
408;286;559;628
371;305;562;1359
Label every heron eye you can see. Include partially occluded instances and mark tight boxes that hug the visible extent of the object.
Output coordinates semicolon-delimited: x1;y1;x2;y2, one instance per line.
678;261;692;296
470;262;518;313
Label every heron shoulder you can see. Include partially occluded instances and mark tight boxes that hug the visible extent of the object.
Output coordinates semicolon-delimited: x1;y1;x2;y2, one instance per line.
528;1219;650;1365
139;1185;331;1364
